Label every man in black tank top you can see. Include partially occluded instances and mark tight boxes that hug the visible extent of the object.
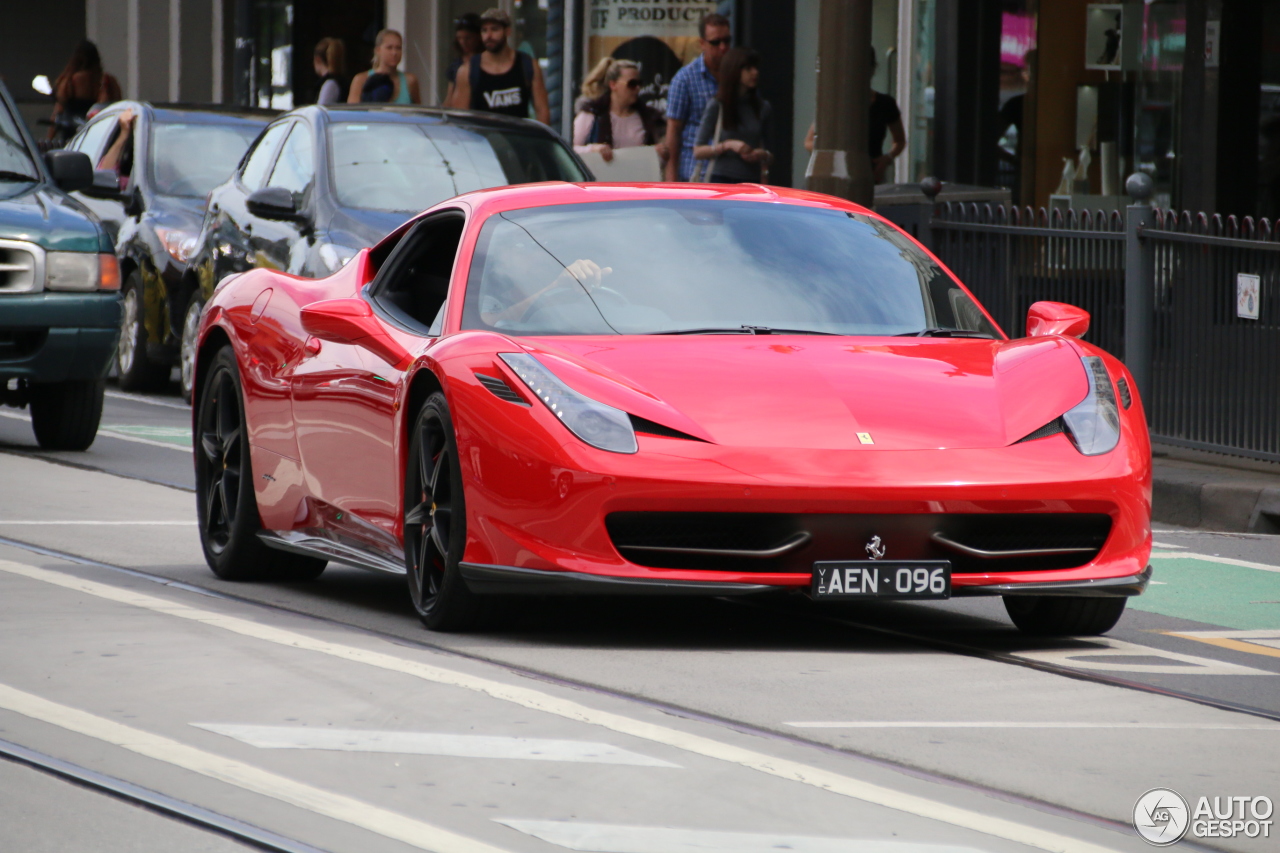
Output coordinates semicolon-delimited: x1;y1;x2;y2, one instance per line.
450;8;550;124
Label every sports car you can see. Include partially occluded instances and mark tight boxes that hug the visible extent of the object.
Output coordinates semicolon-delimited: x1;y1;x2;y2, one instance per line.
191;182;1152;636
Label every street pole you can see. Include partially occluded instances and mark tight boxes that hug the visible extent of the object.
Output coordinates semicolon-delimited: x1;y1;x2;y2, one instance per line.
807;0;874;206
1124;172;1155;407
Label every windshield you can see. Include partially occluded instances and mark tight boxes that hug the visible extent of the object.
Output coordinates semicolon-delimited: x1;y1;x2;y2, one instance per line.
460;200;1000;337
0;99;38;182
328;120;586;213
150;121;262;197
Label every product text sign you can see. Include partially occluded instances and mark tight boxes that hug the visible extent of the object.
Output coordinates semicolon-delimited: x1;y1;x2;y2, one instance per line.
590;0;718;38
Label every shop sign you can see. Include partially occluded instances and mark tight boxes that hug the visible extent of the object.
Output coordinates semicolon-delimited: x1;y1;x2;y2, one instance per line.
590;0;717;38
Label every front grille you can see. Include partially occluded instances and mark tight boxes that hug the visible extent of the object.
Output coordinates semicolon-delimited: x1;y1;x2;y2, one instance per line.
0;330;47;361
0;240;42;294
606;511;1112;573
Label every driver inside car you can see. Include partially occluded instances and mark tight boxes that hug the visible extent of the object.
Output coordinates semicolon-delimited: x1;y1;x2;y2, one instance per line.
480;258;612;327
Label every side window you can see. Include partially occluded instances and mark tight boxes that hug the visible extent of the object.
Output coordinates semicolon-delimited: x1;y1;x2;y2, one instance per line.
372;215;465;332
72;115;118;164
239;122;291;191
267;122;314;203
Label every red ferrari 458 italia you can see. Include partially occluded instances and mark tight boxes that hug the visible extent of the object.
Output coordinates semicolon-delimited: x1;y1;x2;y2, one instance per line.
192;182;1151;635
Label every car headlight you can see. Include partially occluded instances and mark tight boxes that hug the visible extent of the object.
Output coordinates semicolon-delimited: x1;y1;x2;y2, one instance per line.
500;352;637;454
318;243;359;273
1062;356;1121;456
45;252;120;292
155;227;198;264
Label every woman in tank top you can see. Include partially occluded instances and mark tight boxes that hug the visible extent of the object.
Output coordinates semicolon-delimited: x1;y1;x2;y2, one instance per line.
347;29;420;105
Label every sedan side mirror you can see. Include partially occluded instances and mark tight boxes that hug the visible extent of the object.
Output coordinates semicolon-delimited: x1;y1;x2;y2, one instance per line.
300;297;410;366
43;149;94;193
247;186;307;223
1026;301;1090;338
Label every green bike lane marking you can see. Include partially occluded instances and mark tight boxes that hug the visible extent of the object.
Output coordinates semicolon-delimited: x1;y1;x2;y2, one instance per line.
100;425;191;448
1132;553;1280;630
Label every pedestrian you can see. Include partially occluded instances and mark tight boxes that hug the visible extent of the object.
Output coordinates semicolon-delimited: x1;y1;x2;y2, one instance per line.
347;29;420;104
572;59;666;163
692;48;772;184
47;40;121;141
313;38;347;106
663;13;731;182
804;47;905;184
450;8;550;124
444;14;482;107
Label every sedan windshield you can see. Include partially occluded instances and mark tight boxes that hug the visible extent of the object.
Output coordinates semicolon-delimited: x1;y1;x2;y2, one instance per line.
151;122;262;197
328;121;586;213
461;200;1000;337
0;100;38;182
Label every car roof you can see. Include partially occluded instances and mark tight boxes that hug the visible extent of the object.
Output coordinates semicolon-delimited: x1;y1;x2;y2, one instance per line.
446;182;875;219
147;104;276;125
294;104;560;136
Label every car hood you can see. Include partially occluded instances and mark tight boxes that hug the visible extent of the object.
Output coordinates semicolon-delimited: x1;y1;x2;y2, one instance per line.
520;336;1091;450
0;180;105;252
329;206;412;248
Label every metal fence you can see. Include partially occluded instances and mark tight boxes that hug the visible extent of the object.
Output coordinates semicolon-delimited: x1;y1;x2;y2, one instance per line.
891;184;1280;463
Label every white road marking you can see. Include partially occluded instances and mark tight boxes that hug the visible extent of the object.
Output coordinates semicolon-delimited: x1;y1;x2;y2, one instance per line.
0;683;510;853
0;558;1125;853
1010;637;1273;675
495;819;989;853
786;722;1280;730
0;520;194;525
1149;551;1280;574
194;723;679;767
105;389;191;410
0;410;190;452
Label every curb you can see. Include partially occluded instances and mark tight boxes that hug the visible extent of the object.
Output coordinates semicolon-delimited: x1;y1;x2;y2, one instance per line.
1152;465;1280;533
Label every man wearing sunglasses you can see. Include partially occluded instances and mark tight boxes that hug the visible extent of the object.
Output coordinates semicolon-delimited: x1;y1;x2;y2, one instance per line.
664;13;732;182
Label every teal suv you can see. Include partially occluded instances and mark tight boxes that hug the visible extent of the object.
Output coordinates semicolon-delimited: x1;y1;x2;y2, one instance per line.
0;81;120;450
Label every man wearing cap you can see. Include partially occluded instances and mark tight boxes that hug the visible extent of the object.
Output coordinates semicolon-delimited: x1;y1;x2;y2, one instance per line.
450;8;550;125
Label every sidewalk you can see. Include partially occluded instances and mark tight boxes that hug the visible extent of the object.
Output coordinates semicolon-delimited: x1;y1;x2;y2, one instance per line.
1152;443;1280;532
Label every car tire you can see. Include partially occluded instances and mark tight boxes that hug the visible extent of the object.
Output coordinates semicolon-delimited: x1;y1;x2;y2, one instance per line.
195;346;326;582
29;380;104;451
116;269;171;392
1003;595;1127;636
405;392;482;631
179;294;204;404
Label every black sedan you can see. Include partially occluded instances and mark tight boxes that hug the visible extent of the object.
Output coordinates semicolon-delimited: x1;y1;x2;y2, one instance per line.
65;102;273;391
184;105;591;399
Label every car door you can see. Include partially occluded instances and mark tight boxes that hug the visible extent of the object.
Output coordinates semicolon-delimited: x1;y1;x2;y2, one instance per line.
252;120;315;274
210;120;291;279
290;215;463;551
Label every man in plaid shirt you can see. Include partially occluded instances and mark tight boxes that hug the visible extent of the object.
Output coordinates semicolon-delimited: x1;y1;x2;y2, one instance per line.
664;14;732;182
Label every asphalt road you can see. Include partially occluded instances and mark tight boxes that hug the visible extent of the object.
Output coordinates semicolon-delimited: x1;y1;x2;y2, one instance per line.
1;384;1277;853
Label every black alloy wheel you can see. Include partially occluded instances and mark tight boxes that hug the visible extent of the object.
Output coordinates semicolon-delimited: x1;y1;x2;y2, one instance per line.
405;393;481;631
195;346;325;581
1003;595;1127;636
116;268;170;392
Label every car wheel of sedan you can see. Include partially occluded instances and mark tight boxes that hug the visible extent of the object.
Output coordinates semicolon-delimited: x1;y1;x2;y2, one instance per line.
405;393;481;631
196;346;326;582
1003;595;1127;636
116;269;170;392
29;380;104;451
179;295;204;403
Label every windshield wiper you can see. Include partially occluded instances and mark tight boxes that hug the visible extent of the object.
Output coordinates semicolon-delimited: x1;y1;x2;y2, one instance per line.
0;170;38;183
896;328;993;338
653;325;839;336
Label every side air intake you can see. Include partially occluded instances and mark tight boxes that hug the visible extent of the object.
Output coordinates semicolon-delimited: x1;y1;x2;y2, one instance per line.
476;373;529;406
1014;417;1065;444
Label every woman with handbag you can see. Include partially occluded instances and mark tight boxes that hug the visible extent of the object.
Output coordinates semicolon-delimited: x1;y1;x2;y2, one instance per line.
572;58;665;163
692;48;772;183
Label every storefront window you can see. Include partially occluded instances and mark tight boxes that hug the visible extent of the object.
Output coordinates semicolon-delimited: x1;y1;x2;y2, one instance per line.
254;0;295;110
905;0;935;183
1135;2;1184;210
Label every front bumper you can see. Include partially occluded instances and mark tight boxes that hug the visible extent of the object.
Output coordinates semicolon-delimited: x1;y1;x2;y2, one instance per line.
0;293;121;382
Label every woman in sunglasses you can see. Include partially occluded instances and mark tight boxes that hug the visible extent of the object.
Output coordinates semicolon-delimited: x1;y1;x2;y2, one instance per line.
572;58;665;163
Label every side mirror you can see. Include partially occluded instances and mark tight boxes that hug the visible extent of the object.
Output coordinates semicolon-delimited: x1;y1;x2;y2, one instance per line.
300;298;410;366
1026;301;1090;338
123;184;145;217
80;168;122;199
247;186;306;223
43;150;94;193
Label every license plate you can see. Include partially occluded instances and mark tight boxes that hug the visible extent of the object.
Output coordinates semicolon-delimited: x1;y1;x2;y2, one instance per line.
811;561;951;600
